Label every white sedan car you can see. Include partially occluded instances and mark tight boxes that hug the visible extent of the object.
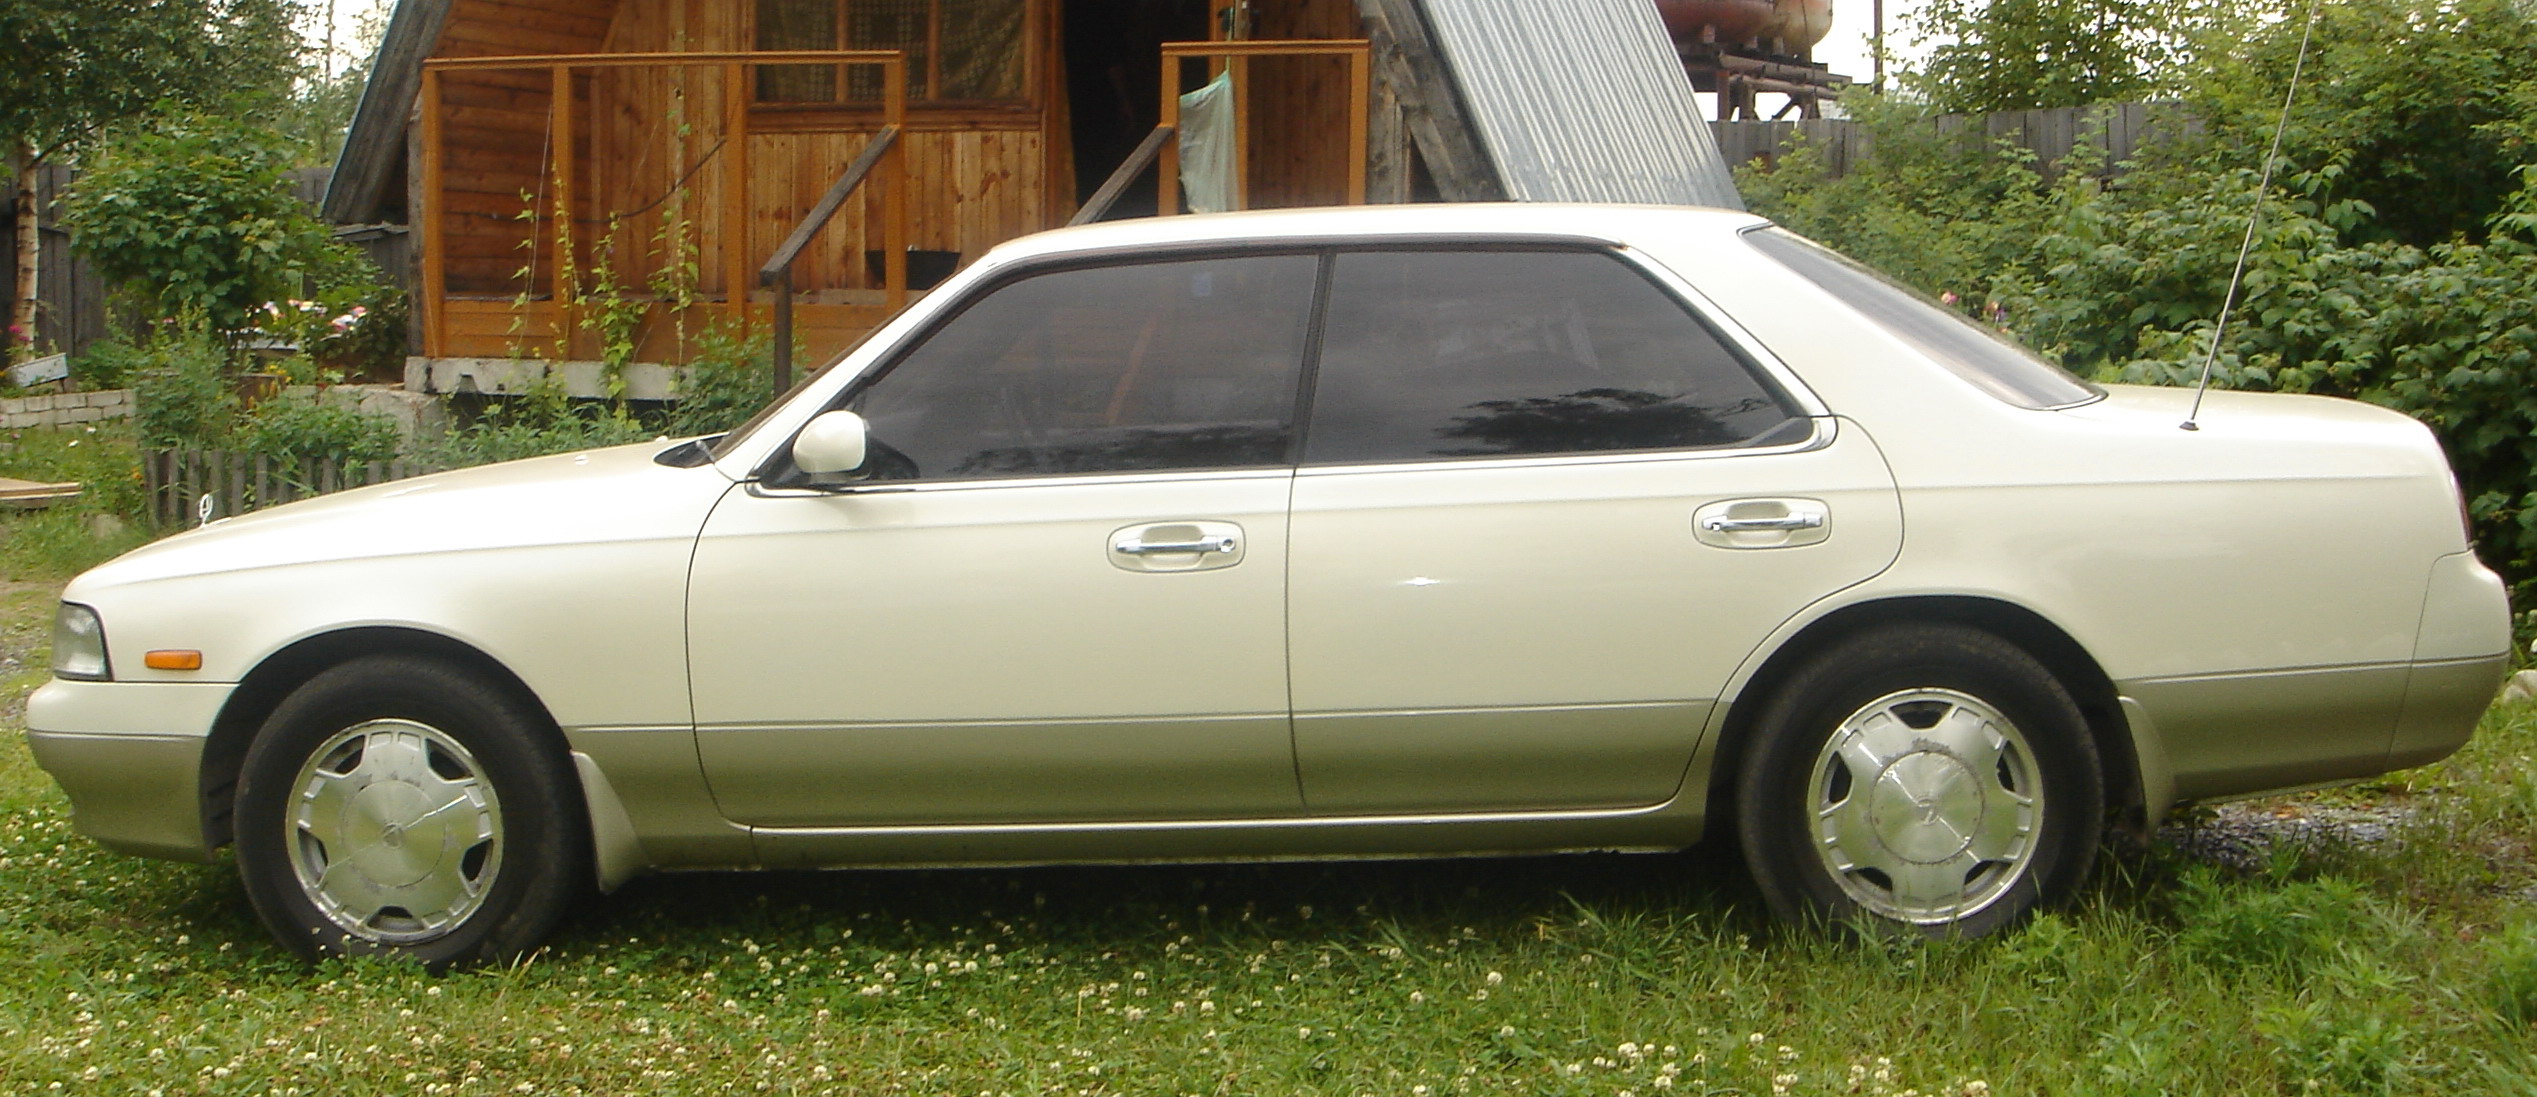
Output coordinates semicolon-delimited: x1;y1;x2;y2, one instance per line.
28;205;2511;966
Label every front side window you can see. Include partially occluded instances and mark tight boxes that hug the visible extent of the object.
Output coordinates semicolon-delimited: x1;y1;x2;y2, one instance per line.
755;0;1030;107
1303;249;1802;465
843;253;1320;481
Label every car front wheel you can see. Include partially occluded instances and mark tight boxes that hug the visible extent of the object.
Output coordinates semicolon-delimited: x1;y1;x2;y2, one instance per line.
1735;623;2103;937
232;655;586;968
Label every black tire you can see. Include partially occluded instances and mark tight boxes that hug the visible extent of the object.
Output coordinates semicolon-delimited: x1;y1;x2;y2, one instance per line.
233;655;587;969
1735;623;2102;937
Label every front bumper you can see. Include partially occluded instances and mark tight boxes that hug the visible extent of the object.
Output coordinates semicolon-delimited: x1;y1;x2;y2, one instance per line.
24;679;235;862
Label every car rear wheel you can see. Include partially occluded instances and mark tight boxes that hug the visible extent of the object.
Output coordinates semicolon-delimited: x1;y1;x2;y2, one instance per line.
233;655;585;968
1736;623;2102;937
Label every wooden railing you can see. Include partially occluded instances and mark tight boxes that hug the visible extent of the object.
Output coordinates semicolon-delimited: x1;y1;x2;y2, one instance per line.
761;124;906;395
417;50;909;362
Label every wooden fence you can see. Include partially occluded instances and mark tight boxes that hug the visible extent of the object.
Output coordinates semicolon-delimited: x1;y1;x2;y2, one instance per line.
1708;101;2193;181
141;448;442;527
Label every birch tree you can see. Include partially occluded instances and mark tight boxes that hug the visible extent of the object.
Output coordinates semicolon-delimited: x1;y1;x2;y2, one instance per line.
0;0;294;359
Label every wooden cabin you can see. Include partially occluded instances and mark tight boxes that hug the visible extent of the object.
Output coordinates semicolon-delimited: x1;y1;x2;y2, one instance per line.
325;0;1495;378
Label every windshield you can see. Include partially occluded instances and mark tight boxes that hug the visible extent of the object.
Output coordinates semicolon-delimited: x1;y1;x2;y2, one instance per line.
1744;227;2102;410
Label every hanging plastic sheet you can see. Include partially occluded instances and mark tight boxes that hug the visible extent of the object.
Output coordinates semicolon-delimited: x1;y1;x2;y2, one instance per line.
1177;71;1238;214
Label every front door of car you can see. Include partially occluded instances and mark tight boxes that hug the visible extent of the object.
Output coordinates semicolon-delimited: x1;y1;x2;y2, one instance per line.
687;252;1322;827
1285;248;1904;815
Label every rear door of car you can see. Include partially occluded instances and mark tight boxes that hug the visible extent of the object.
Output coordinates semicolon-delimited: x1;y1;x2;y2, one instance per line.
686;251;1321;827
1284;246;1903;815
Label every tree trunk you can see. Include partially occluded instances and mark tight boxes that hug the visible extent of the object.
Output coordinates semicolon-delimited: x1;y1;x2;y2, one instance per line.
8;141;37;361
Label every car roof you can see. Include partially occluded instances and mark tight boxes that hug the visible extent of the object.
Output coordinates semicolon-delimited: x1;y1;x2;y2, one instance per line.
980;203;1773;266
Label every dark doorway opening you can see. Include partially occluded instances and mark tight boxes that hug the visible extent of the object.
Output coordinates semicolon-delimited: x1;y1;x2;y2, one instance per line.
1065;0;1211;220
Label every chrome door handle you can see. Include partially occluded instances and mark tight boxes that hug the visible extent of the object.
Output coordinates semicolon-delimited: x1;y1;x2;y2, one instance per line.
1114;534;1238;555
1699;513;1825;533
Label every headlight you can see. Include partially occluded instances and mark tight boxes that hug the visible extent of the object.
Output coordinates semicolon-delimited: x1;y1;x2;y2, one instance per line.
51;603;110;681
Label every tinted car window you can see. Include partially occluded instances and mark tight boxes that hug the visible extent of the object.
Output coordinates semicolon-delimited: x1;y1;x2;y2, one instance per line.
1303;249;1800;465
1746;227;2102;410
847;253;1319;480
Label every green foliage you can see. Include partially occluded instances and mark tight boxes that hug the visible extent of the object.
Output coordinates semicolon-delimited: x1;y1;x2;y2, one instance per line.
408;379;659;469
2257;995;2419;1095
60;113;365;334
0;0;297;159
129;324;240;451
2171;868;2379;976
2177;0;2537;248
668;325;777;439
237;393;401;466
2487;919;2537;1029
1907;0;2203;112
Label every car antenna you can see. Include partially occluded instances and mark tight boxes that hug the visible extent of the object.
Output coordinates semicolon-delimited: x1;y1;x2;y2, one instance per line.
2184;0;2322;432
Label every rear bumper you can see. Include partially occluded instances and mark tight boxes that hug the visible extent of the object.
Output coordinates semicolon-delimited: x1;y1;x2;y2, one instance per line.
24;679;234;863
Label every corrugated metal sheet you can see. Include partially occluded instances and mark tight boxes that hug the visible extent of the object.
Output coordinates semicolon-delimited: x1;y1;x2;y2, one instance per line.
1418;0;1744;209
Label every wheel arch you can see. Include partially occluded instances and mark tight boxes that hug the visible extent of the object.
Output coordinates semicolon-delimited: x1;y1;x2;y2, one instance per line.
1704;595;2143;834
199;627;573;851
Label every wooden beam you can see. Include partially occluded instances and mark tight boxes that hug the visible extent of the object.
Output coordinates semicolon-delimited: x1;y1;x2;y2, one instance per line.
1068;125;1174;226
883;57;908;315
425;50;907;72
724;61;750;326
551;64;576;357
1346;47;1371;204
1349;0;1503;201
420;67;448;358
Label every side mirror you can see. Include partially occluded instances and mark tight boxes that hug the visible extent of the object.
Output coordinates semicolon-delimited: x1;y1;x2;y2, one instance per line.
791;410;870;475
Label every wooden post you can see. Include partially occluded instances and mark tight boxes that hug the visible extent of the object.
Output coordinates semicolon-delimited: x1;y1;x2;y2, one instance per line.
420;67;448;358
551;63;577;358
1347;48;1370;205
1232;55;1250;211
724;61;751;328
884;56;908;315
1158;55;1181;215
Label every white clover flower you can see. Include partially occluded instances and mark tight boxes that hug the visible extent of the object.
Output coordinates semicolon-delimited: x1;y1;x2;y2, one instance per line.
1485;971;1504;986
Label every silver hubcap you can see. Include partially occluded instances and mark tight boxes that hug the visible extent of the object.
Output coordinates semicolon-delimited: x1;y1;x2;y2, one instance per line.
286;719;503;944
1809;688;2040;925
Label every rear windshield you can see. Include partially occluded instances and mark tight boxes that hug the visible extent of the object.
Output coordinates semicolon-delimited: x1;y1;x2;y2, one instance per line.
1745;227;2102;410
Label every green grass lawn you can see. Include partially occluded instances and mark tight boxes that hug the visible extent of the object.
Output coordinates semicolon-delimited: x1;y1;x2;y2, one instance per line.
0;533;2533;1094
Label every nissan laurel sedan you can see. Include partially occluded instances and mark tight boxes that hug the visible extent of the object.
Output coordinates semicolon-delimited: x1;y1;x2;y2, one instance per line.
26;204;2513;966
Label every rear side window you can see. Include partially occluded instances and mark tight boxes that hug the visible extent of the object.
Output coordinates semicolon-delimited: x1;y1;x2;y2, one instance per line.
1303;249;1801;465
1746;227;2102;410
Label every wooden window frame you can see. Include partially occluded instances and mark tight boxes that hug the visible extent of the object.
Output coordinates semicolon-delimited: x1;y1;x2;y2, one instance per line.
748;0;1042;130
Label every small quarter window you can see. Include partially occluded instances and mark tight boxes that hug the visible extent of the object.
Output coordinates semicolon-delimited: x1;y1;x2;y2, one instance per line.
1303;249;1800;465
844;253;1319;481
1746;227;2102;410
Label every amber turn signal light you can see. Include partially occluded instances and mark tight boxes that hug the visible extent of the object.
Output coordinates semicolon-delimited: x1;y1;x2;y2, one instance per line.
143;650;203;671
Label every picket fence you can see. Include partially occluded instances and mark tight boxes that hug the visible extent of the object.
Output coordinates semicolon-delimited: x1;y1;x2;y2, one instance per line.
142;449;443;527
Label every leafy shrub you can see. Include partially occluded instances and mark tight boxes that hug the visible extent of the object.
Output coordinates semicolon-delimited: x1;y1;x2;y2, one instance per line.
236;393;400;466
408;378;658;468
130;324;238;450
59;114;348;333
668;324;776;439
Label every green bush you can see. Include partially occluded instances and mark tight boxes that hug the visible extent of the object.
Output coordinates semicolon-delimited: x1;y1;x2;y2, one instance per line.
129;325;238;451
668;324;776;439
236;392;401;466
408;378;658;469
